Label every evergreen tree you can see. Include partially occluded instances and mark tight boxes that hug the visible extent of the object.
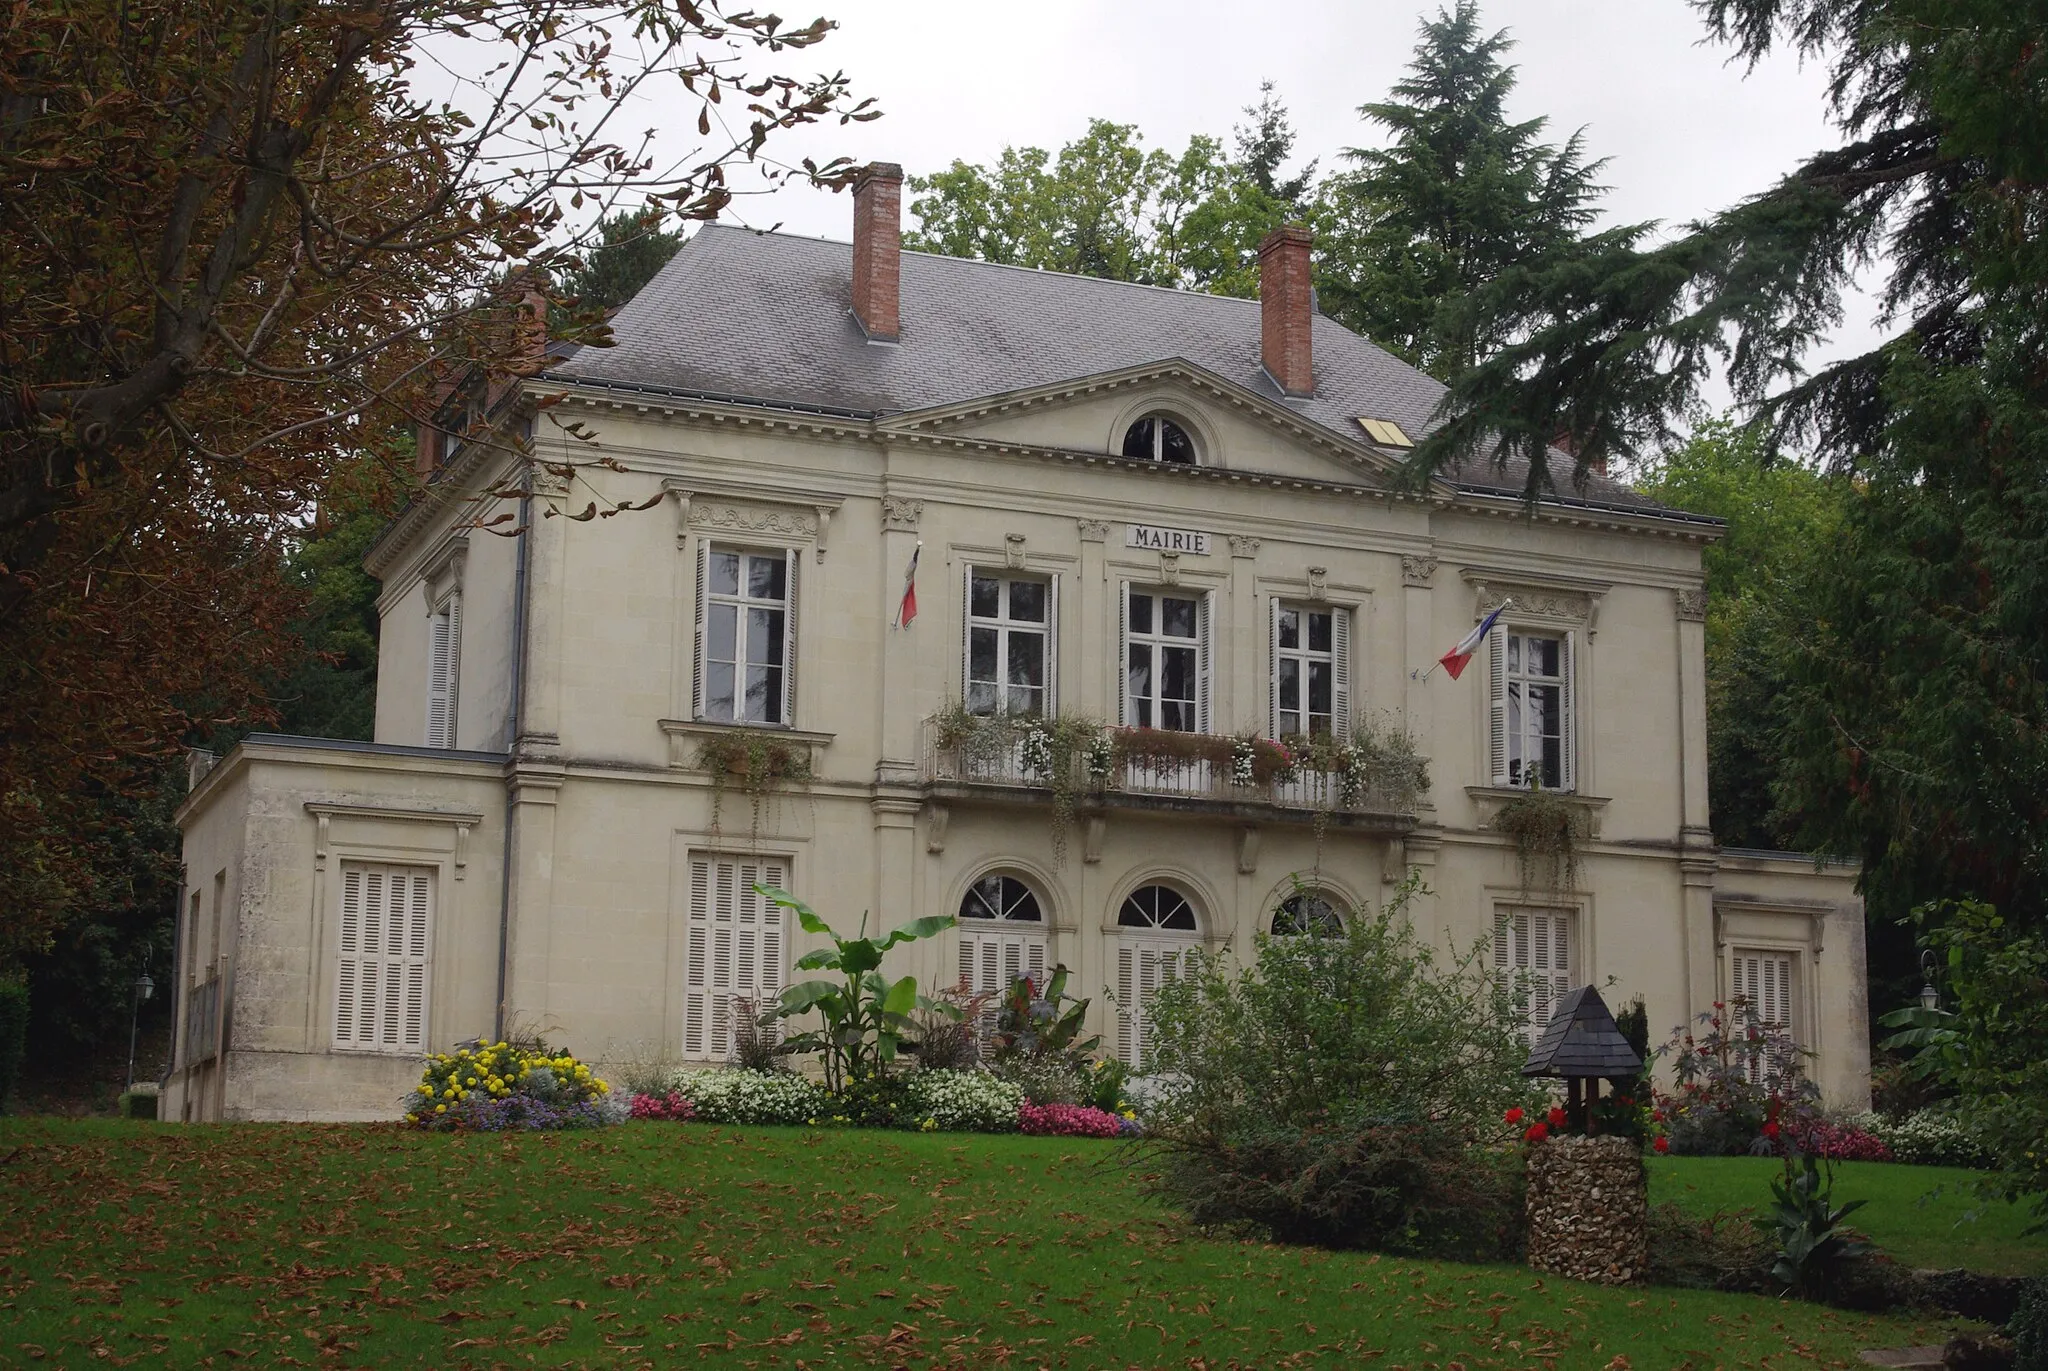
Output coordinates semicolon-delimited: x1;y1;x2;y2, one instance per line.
1316;2;1612;379
1233;81;1317;208
558;207;685;315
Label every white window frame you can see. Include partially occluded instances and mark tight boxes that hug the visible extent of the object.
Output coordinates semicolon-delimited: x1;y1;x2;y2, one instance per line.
956;875;1049;1026
963;568;1057;718
682;852;789;1060
694;542;799;727
425;592;461;749
1494;905;1574;1043
1120;583;1211;733
1489;623;1576;790
1113;885;1203;1069
1269;600;1351;738
333;861;433;1053
1731;947;1799;1085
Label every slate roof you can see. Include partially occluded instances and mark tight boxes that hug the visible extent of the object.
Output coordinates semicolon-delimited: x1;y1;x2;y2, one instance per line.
1522;984;1645;1079
551;225;1695;518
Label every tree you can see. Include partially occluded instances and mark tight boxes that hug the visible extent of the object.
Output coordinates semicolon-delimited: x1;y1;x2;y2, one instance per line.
1315;1;1613;379
1234;80;1317;208
558;207;686;316
1634;420;1848;851
904;104;1302;296
0;0;867;963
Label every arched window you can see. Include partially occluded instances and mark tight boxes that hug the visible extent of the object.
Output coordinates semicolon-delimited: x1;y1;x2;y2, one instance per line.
1121;414;1197;464
1118;884;1198;932
960;874;1042;922
1272;891;1344;936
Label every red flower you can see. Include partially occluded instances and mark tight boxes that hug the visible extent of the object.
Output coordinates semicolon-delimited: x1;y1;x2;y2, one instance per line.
1524;1123;1549;1143
1547;1107;1567;1130
1654;1136;1670;1154
1504;1107;1524;1125
1762;1121;1781;1139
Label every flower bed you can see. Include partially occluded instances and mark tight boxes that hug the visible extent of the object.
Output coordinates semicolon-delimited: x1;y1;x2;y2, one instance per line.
1018;1102;1125;1138
906;1070;1023;1132
630;1090;695;1121
404;1042;621;1131
667;1068;827;1126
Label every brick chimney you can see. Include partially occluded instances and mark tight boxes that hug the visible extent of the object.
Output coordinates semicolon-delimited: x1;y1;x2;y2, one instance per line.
1259;224;1315;397
850;162;903;342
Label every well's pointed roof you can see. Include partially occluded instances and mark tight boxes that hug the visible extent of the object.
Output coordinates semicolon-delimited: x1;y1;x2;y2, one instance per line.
1523;984;1644;1079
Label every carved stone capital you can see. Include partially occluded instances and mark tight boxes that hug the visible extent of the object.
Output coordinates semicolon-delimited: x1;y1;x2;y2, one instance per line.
1077;518;1111;543
1401;554;1438;589
1674;587;1709;622
1226;534;1262;559
881;495;924;530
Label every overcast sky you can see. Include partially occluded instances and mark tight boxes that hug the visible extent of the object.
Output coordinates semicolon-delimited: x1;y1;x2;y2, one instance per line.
643;0;1885;424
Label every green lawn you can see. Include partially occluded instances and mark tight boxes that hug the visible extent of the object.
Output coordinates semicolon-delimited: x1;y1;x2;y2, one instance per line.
1651;1154;2048;1277
0;1120;1962;1370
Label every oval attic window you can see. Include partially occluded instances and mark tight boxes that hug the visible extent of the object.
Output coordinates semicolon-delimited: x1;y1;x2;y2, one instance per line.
1121;415;1197;464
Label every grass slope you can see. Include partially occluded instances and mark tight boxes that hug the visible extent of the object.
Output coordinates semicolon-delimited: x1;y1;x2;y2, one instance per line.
1650;1155;2048;1276
0;1119;1954;1369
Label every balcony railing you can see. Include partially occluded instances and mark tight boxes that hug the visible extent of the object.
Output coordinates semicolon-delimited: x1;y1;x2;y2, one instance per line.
921;719;1419;823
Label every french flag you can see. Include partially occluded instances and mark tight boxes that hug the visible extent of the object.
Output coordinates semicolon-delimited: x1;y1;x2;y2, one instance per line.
1437;603;1508;681
894;541;922;629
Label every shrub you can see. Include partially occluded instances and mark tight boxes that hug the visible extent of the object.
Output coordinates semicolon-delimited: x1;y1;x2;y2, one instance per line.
1646;1202;1773;1293
1018;1102;1123;1138
630;1091;695;1121
118;1088;158;1120
1137;873;1541;1256
1787;1117;1893;1162
403;1041;619;1132
1659;1001;1819;1156
1856;1107;1998;1168
0;979;26;1112
1079;1056;1131;1115
905;1070;1021;1132
829;1075;919;1129
1758;1150;1870;1300
995;1055;1084;1106
2010;1278;2048;1371
669;1068;828;1126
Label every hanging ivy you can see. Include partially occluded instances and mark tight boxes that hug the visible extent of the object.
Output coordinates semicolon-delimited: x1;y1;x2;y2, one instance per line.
1491;786;1588;892
694;730;812;840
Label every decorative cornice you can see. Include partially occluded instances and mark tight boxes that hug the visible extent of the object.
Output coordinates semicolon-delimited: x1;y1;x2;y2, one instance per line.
691;502;819;538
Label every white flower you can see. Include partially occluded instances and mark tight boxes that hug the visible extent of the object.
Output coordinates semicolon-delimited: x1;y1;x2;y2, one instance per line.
905;1069;1024;1132
666;1068;829;1125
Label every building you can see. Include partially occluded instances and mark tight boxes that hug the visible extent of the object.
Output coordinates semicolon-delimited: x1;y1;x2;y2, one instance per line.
165;165;1869;1123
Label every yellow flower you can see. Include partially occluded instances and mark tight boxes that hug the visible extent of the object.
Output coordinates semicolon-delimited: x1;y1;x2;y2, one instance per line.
434;1104;446;1114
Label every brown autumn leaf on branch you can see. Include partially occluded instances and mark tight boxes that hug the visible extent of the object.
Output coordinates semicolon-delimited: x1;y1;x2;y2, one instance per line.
0;0;873;960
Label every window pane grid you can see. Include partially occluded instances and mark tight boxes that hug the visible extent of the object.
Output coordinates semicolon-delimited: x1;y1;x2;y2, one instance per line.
1126;589;1202;732
1275;605;1337;736
1506;631;1565;789
704;547;789;724
967;574;1050;717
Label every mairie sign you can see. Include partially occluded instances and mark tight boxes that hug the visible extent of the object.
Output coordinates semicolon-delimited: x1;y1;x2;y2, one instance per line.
1125;523;1211;555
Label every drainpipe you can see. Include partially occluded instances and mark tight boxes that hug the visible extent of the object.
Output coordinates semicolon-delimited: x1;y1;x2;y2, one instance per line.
493;465;533;1043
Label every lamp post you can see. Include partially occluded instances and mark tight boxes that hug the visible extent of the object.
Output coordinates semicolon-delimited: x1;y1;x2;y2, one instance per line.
1917;949;1941;1015
124;966;155;1094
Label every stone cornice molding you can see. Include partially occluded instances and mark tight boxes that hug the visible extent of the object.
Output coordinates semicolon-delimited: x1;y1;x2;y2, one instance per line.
661;476;843;558
304;801;485;878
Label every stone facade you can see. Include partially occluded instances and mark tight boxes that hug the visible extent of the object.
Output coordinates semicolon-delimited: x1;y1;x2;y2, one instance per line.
1526;1135;1648;1285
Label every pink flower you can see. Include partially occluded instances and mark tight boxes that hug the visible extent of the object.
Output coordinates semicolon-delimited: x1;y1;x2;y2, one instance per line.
1017;1102;1123;1139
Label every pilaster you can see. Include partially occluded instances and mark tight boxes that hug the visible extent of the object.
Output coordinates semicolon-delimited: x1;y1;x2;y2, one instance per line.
500;762;565;1034
1401;554;1437;801
1077;519;1110;716
1228;535;1260;734
879;492;924;778
1675;588;1711;839
1680;854;1719;1031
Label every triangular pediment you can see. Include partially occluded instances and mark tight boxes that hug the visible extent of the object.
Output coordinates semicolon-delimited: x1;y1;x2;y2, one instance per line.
877;360;1452;497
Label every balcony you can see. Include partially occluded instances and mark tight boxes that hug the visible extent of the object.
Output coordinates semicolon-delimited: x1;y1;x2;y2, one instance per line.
919;715;1422;833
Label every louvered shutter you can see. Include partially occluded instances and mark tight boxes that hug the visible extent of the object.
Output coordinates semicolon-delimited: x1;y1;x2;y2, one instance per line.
1116;581;1131;727
426;609;453;748
334;862;431;1051
443;594;462;748
683;853;787;1061
691;540;709;720
781;549;799;727
1045;575;1060;714
1331;606;1352;732
1268;598;1282;738
1487;624;1509;786
1115;944;1137;1066
1496;908;1573;1042
1196;592;1213;734
960;563;975;704
1114;939;1191;1068
1559;631;1577;791
1762;951;1791;1029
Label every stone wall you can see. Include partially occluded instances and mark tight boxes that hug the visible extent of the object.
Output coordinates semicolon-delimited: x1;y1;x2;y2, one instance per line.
1526;1134;1647;1285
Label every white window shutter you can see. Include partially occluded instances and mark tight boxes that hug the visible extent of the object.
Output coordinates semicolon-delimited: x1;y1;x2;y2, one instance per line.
402;872;429;1049
334;862;431;1051
691;540;709;720
1560;630;1577;791
1046;574;1060;715
683;853;787;1061
1116;944;1136;1066
1121;581;1136;727
336;867;363;1045
1331;606;1352;732
782;549;799;727
426;610;452;748
1487;624;1509;786
960;562;974;703
443;594;461;749
1267;598;1282;738
1196;592;1213;734
684;857;710;1057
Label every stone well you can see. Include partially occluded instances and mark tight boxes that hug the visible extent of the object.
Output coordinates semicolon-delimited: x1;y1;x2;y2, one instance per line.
1525;1134;1647;1285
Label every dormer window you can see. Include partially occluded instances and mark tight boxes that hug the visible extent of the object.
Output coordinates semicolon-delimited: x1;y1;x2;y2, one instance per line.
1121;414;1197;464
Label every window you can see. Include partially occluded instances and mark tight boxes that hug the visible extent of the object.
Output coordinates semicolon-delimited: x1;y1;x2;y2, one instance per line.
1121;414;1197;464
334;862;433;1052
1732;948;1797;1084
966;572;1054;717
1489;626;1575;790
1272;890;1344;936
1354;416;1413;448
1494;906;1573;1042
1123;587;1209;732
1271;602;1350;737
696;544;797;726
958;875;1048;1006
1115;884;1201;1067
682;853;788;1059
426;594;461;749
